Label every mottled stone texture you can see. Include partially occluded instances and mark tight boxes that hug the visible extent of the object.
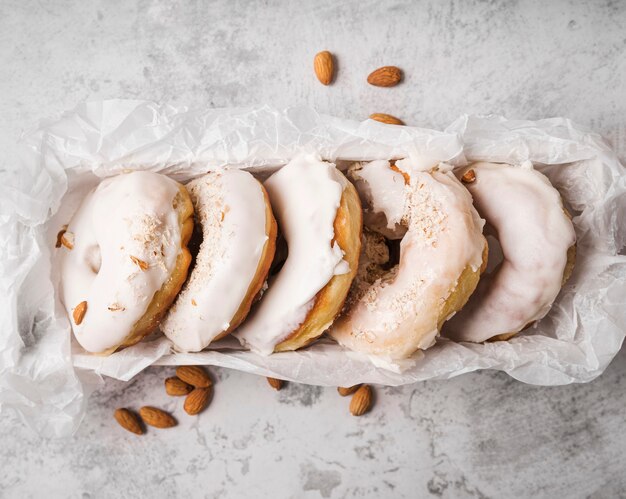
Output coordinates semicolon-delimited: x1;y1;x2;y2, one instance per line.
1;0;625;498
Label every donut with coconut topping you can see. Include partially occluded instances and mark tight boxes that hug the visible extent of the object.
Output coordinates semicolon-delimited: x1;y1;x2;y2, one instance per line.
162;169;277;352
329;160;487;360
61;171;194;354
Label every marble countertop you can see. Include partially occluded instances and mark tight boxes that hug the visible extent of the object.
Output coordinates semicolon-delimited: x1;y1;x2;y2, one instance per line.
1;1;625;498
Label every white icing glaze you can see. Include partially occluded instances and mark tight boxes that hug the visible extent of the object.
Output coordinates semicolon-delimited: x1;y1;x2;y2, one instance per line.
330;164;486;360
347;160;408;239
444;162;576;342
162;169;269;352
235;154;348;355
61;171;182;353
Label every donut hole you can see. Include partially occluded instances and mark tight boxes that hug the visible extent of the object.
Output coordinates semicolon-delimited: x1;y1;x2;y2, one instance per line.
270;234;288;276
484;233;504;275
383;238;401;270
186;221;204;275
85;245;102;274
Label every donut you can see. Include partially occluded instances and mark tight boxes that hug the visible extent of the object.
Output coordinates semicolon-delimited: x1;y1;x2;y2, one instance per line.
61;171;194;354
161;169;277;352
329;160;487;360
235;154;362;354
443;162;576;343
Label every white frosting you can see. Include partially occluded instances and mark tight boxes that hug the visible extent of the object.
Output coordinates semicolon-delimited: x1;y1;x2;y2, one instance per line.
162;170;269;352
444;162;576;342
235;154;348;355
330;164;486;360
61;171;182;353
347;160;408;239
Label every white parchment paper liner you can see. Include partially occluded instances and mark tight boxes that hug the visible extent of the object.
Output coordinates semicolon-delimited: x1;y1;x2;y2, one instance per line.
1;101;624;437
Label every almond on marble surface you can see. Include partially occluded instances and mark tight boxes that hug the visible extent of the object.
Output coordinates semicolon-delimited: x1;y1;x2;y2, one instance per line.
367;66;402;87
139;406;177;428
176;365;212;388
314;50;335;85
114;408;144;435
349;384;373;416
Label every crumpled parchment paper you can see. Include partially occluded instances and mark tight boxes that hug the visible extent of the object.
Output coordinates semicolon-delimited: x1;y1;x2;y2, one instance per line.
1;101;624;437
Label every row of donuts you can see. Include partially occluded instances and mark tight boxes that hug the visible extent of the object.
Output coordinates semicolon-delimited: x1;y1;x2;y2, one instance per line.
59;154;576;360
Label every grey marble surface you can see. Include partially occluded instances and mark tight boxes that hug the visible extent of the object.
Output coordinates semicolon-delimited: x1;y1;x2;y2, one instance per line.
1;0;625;498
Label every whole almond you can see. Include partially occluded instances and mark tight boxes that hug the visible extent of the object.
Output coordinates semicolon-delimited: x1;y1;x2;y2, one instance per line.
139;406;177;428
369;113;404;125
165;376;193;396
367;66;402;87
337;385;361;397
184;387;212;415
73;301;87;325
349;384;373;416
267;377;284;391
461;169;476;184
314;50;334;85
176;365;212;388
114;408;144;435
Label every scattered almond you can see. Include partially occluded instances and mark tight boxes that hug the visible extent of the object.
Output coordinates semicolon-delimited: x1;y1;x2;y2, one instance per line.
349;384;373;416
191;298;197;306
55;225;68;248
61;231;74;250
130;255;149;271
73;301;87;325
165;376;193;396
369;113;404;125
184;387;212;415
114;408;144;435
337;385;361;397
176;365;212;388
108;303;125;312
314;50;335;85
267;377;284;391
367;66;402;87
461;169;476;184
139;406;177;428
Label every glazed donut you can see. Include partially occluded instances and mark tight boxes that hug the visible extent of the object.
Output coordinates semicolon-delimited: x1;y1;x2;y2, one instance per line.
161;169;277;352
329;160;487;360
61;171;194;354
235;154;362;354
443;162;576;343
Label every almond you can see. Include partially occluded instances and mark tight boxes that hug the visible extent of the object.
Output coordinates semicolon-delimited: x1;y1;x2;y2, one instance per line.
176;365;212;388
139;406;177;428
165;376;193;396
461;169;476;184
369;113;404;125
267;377;284;391
314;50;334;85
337;385;361;397
73;301;87;325
130;255;149;271
184;387;212;415
349;384;373;416
61;231;74;250
367;66;402;87
114;408;144;435
55;225;68;248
